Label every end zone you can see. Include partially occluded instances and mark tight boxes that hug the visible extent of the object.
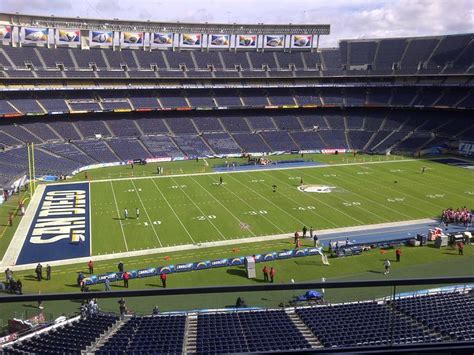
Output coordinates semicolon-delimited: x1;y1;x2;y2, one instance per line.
1;183;91;267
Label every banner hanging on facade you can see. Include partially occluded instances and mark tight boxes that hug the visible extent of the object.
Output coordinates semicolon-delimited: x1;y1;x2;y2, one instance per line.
24;28;48;42
209;34;229;47
0;26;12;41
152;33;173;46
292;35;311;48
237;35;256;47
122;31;143;45
181;33;201;47
90;31;113;45
265;35;284;48
58;29;80;43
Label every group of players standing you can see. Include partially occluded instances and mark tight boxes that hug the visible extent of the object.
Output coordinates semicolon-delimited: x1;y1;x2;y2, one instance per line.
441;207;472;228
294;226;319;248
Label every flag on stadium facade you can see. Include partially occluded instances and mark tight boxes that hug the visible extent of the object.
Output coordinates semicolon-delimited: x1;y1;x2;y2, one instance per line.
265;35;284;48
123;32;143;44
237;35;256;47
58;29;80;43
292;35;311;47
152;33;173;46
0;26;12;41
209;34;229;47
24;28;48;42
91;31;113;44
181;34;201;46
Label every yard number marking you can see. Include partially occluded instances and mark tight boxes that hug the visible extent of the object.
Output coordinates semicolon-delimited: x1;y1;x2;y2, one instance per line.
194;215;217;221
387;198;405;202
426;194;445;199
143;221;162;227
343;202;361;207
246;210;268;215
292;206;316;211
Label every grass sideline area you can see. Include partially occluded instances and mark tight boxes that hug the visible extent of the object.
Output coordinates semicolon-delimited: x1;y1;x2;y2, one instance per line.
0;153;473;325
0;190;30;262
0;241;472;322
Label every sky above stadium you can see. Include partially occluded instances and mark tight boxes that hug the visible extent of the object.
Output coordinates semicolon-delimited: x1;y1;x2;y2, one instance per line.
1;0;472;46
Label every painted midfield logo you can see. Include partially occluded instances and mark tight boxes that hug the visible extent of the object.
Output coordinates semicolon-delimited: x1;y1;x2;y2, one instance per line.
297;185;336;193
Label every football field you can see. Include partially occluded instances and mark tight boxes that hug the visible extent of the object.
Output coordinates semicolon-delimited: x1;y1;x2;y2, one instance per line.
90;158;474;255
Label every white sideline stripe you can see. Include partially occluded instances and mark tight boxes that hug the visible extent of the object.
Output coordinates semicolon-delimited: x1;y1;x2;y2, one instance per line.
89;182;93;255
1;218;437;272
1;184;46;267
76;158;417;184
110;181;129;252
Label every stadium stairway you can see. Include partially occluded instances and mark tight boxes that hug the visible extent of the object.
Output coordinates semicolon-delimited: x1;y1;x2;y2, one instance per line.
86;316;129;353
286;309;323;349
132;120;146;136
103;140;122;161
183;313;198;353
102;121;116;137
137;137;155;157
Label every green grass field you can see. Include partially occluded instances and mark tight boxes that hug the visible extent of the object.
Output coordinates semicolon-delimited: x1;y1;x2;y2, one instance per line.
0;154;473;325
90;158;473;254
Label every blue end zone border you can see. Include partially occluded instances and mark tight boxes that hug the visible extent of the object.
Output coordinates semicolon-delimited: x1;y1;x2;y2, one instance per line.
16;183;91;265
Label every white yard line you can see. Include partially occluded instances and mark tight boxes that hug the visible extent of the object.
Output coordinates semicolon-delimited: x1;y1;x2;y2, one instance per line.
375;164;474;200
3;218;437;271
276;169;402;222
0;184;45;267
189;176;258;237
347;166;460;211
226;173;309;227
170;177;227;240
149;178;196;244
130;179;163;247
109;181;129;252
261;170;366;226
309;167;423;219
195;176;286;234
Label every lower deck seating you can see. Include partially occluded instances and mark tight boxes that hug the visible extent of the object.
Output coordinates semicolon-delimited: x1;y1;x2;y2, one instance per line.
197;310;311;353
3;291;472;353
5;314;118;354
98;315;186;354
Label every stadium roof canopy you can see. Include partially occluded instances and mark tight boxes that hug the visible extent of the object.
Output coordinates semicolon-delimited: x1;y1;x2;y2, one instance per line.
0;13;330;35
